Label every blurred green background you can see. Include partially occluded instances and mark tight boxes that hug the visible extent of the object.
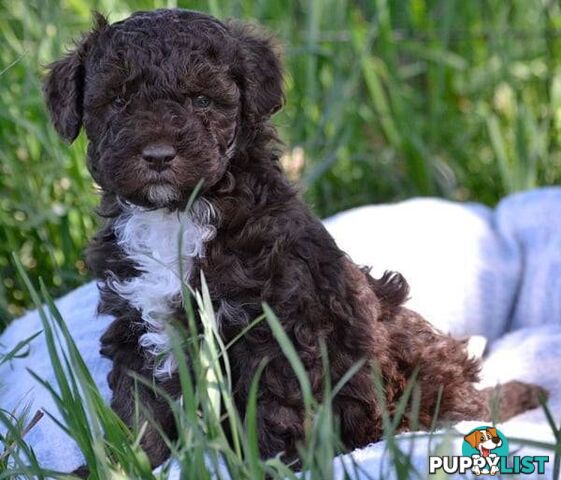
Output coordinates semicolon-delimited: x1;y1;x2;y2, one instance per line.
1;0;561;326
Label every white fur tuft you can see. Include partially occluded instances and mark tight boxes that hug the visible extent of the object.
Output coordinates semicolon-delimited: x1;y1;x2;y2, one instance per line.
108;199;216;378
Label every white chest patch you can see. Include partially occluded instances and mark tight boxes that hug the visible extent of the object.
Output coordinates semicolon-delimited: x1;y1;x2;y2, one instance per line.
108;199;216;378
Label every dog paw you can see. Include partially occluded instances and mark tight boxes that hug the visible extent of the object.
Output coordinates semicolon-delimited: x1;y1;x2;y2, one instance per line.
524;380;547;403
512;381;548;407
498;380;548;419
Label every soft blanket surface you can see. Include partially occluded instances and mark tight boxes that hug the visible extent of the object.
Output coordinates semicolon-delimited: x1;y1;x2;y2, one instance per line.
1;187;560;477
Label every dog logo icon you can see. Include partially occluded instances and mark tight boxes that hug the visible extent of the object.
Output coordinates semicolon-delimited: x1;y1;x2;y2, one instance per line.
462;426;509;476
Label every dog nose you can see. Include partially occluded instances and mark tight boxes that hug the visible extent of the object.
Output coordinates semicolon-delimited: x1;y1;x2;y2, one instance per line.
492;436;500;444
142;144;176;171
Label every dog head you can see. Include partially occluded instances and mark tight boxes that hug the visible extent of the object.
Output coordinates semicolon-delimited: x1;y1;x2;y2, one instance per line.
43;9;283;208
464;427;502;457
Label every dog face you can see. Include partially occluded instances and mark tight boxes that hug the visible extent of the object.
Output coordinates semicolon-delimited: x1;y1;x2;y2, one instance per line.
44;9;283;208
464;427;502;456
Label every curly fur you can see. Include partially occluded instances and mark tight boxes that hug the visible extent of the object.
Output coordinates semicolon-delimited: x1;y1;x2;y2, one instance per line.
43;8;547;471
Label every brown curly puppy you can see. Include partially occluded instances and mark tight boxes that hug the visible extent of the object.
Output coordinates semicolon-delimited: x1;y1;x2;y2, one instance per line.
43;8;546;470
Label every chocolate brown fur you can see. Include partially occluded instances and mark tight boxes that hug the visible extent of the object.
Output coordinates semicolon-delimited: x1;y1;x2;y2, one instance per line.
43;8;546;470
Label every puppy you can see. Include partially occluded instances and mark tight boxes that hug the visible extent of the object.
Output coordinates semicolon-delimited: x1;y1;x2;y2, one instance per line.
43;8;546;470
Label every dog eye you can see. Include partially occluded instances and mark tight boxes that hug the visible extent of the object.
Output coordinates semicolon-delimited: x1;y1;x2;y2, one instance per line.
192;95;211;109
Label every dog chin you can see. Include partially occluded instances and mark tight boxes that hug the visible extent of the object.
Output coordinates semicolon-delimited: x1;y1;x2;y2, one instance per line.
145;183;180;207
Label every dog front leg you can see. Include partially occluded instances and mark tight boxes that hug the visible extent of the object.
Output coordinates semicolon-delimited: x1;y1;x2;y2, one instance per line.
70;352;176;476
254;394;305;467
108;357;178;468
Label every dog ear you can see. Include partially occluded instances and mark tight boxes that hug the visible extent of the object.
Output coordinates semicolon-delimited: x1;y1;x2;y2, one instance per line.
227;20;284;121
43;12;108;143
43;48;85;142
464;431;480;448
487;427;498;437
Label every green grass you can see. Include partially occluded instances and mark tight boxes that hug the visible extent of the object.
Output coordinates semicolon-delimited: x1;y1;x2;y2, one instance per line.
1;1;561;477
2;0;561;320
